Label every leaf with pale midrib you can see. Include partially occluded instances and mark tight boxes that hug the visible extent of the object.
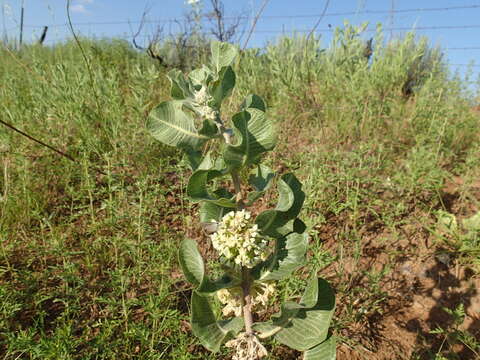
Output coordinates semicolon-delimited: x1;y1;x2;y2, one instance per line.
272;278;335;351
211;41;238;74
210;66;236;109
178;239;205;286
147;100;209;150
223;108;276;170
255;173;305;238
303;336;336;360
191;291;244;352
254;226;308;281
246;164;275;205
187;169;236;208
167;69;194;99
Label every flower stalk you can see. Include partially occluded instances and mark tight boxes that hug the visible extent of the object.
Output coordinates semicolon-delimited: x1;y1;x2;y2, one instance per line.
147;41;335;360
241;267;254;335
231;168;253;335
222;120;254;337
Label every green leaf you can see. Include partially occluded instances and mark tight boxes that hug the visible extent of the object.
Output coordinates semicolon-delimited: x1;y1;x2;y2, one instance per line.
256;173;305;237
252;322;282;339
189;65;214;87
436;210;458;234
187;169;222;201
179;239;205;286
303;336;336;360
247;164;275;205
191;292;244;352
241;94;266;112
249;164;275;191
194;150;225;172
197;152;215;171
254;225;308;281
183;148;203;171
200;200;230;224
199;189;234;233
223;108;276;170
167;69;194;99
147;100;209;150
209;66;236;109
211;41;238;74
273;278;335;351
199;119;219;138
187;169;236;208
179;239;239;294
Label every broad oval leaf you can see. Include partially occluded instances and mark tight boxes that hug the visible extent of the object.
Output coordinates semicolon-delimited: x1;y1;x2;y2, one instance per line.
256;173;305;238
274;278;335;351
209;66;236;109
249;164;275;192
147;100;209;150
303;336;336;360
179;239;205;286
187;169;223;201
191;291;244;352
189;65;214;87
167;69;194;99
200;198;231;224
252;321;283;339
179;239;239;294
241;94;266;112
211;41;238;74
187;169;236;208
223;108;276;170
253;226;308;281
246;164;275;205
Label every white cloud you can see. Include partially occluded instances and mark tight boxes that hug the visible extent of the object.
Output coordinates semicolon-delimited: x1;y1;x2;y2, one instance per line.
3;4;12;17
70;0;94;14
70;4;87;13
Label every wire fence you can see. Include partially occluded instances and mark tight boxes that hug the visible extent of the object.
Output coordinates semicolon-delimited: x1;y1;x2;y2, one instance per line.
16;4;480;28
2;3;480;69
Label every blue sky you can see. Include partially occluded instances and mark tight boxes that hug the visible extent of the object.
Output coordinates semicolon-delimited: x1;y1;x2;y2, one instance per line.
2;0;480;79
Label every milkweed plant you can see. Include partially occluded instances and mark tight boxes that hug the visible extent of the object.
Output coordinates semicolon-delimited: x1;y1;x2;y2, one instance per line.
147;42;336;360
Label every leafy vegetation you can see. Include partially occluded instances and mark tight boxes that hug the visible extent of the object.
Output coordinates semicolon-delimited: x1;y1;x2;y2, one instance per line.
0;24;479;359
147;41;334;359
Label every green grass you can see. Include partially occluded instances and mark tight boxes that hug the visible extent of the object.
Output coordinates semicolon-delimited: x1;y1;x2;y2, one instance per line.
1;27;480;359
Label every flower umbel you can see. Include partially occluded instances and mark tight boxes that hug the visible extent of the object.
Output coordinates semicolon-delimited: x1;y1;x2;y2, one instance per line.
193;86;217;120
210;210;269;268
217;283;276;317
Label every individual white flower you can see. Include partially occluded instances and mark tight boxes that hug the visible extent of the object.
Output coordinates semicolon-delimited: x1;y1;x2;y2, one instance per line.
186;0;200;5
210;210;269;268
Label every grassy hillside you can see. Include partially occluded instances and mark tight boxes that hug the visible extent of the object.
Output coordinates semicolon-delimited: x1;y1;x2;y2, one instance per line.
1;27;479;359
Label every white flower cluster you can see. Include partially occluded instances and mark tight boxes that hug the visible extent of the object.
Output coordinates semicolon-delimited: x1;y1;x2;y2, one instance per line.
225;332;268;360
216;283;276;317
210;210;269;268
193;86;217;121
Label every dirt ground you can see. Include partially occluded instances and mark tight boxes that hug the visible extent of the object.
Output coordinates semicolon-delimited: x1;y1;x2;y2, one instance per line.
331;180;480;360
336;248;480;359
